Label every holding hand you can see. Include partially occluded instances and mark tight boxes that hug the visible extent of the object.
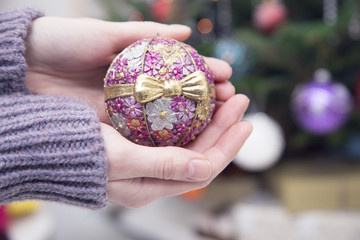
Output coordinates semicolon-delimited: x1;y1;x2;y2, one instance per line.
24;17;252;208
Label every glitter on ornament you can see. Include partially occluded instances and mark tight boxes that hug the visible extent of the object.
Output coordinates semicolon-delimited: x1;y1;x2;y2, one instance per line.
106;98;123;115
110;113;131;137
177;98;196;123
156;64;171;80
145;98;177;131
196;98;212;121
174;56;196;76
129;130;151;146
123;97;143;119
126;117;146;132
171;66;183;80
126;68;140;84
150;43;186;66
104;37;215;147
122;40;148;72
174;121;192;136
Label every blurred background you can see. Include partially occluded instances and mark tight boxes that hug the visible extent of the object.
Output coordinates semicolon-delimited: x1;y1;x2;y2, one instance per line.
1;0;360;239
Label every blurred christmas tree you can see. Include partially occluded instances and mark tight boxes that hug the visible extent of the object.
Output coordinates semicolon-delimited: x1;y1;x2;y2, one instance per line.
99;0;360;160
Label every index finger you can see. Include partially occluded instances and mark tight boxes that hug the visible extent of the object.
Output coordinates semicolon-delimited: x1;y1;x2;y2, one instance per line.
203;57;233;82
107;21;192;52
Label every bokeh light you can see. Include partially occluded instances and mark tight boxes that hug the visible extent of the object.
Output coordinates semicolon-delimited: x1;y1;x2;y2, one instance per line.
197;18;213;34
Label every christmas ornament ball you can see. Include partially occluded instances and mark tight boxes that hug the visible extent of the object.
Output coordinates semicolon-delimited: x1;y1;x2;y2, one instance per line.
104;37;216;147
291;71;352;135
234;113;285;171
253;1;287;35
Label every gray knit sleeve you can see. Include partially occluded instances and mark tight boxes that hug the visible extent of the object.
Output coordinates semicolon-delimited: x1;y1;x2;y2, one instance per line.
0;95;108;209
0;8;43;95
0;9;108;209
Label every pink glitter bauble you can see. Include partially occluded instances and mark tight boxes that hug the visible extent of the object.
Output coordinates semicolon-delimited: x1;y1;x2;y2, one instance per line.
253;1;287;35
104;37;215;147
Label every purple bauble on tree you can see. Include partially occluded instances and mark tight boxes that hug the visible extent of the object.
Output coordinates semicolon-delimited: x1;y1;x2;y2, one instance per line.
291;69;352;135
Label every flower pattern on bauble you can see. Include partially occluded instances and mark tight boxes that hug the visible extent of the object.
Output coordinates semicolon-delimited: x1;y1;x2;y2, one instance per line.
126;117;146;132
114;57;128;72
105;70;117;86
146;99;177;131
126;68;140;84
196;98;212;121
129;130;150;146
171;66;183;80
171;96;186;111
151;38;177;45
123;40;148;71
154;129;173;141
150;43;186;65
104;37;216;147
174;121;192;136
174;56;195;76
106;98;123;115
156;64;171;80
123;97;143;119
144;51;164;76
172;96;196;123
110;113;131;137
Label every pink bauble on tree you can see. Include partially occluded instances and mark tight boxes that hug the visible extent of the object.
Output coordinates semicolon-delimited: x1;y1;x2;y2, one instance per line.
151;0;174;23
253;0;287;35
104;37;216;147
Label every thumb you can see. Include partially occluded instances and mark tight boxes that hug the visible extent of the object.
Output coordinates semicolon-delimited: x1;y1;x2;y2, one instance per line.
101;123;212;182
119;145;212;182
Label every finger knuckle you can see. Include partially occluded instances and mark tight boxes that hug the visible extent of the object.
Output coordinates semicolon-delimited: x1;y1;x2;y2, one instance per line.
163;155;176;180
154;155;176;180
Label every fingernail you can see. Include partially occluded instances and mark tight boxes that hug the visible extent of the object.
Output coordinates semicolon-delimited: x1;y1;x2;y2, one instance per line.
187;160;212;181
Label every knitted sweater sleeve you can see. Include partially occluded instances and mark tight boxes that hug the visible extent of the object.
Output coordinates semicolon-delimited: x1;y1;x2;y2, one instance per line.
0;9;108;209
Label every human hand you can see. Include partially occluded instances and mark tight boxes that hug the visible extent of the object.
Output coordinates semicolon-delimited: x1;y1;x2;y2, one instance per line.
24;17;235;123
103;94;251;208
24;17;251;208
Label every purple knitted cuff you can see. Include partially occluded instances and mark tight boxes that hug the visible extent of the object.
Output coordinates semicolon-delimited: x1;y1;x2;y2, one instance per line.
0;8;44;95
0;95;108;209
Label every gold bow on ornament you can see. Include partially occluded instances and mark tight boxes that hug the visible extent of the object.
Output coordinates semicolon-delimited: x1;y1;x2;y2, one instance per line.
104;70;215;103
